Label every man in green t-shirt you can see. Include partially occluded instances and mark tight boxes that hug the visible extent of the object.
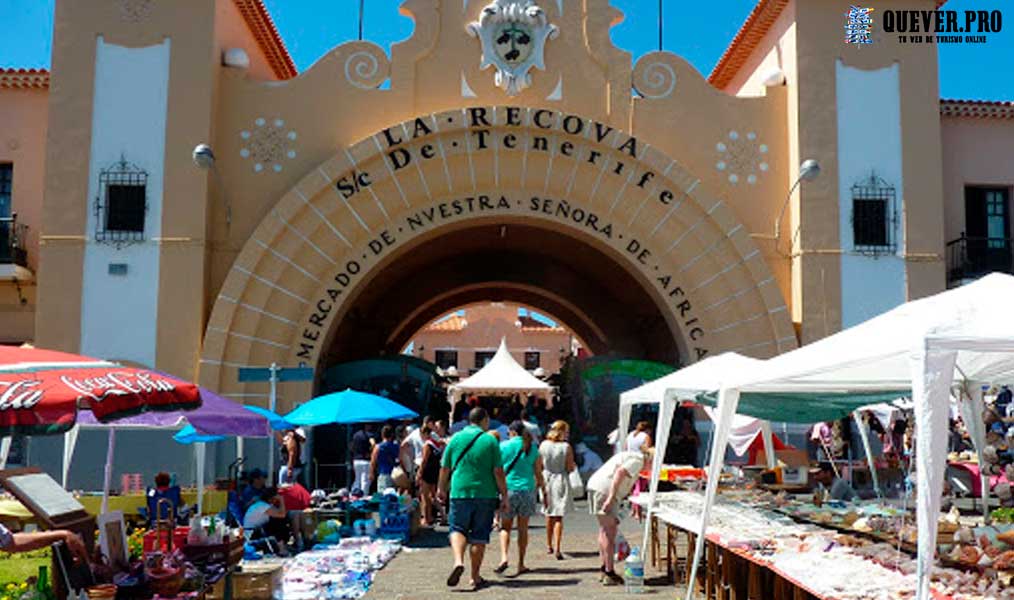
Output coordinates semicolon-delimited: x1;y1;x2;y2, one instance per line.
438;407;508;590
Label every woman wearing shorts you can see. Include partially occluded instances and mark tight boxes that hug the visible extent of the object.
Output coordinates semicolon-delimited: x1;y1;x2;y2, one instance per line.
416;424;442;526
495;421;546;576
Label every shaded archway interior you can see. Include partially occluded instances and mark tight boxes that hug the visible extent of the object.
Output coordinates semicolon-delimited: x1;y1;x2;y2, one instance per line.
320;224;681;371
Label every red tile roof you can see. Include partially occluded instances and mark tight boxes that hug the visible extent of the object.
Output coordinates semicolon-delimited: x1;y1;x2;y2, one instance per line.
709;0;949;91
519;316;564;332
708;0;790;90
425;315;467;332
233;0;297;80
940;99;1014;119
0;68;49;90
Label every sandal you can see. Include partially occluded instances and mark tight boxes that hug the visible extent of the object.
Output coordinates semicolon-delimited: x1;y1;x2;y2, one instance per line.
515;566;532;576
471;577;488;591
555;552;565;560
493;562;509;574
447;565;465;587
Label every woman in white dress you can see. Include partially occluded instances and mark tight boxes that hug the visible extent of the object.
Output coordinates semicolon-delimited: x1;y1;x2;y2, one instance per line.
539;420;577;560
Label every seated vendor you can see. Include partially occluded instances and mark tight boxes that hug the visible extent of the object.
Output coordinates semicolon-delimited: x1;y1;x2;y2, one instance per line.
239;468;268;510
279;482;312;552
813;463;859;502
147;472;187;525
243;487;291;555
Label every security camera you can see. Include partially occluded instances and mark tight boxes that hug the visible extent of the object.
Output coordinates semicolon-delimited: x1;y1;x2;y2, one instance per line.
193;144;215;170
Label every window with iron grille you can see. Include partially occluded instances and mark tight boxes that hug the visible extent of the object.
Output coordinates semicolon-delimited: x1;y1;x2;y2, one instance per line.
95;157;148;246
851;173;897;254
524;351;540;370
434;350;458;369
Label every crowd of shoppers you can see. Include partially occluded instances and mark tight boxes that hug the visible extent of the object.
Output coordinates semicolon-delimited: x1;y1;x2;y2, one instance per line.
339;401;653;590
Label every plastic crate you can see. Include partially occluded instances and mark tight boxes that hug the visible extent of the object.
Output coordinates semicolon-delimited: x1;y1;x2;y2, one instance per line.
143;526;189;553
378;512;410;542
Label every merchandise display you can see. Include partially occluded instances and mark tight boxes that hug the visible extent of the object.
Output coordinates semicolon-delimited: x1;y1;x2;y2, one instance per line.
278;537;402;599
641;490;1014;599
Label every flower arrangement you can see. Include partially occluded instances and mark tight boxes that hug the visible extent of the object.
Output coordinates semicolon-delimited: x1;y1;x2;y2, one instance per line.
0;581;29;600
128;527;147;561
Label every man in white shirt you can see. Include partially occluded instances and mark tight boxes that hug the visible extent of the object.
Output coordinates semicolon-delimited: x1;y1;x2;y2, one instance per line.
586;448;649;586
401;416;436;478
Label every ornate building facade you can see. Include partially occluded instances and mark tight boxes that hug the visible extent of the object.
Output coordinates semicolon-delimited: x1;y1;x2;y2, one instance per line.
1;0;1011;483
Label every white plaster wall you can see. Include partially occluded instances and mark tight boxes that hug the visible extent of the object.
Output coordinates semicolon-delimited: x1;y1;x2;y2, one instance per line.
81;37;170;367
836;60;906;328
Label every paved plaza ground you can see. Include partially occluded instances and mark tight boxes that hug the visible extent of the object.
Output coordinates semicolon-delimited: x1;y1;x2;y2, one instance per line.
365;499;679;599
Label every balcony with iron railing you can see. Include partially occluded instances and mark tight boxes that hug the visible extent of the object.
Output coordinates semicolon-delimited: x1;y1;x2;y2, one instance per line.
0;214;28;268
946;234;1013;287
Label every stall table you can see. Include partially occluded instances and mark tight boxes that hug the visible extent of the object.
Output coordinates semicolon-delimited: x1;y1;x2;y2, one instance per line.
0;498;37;527
76;490;228;520
635;491;958;600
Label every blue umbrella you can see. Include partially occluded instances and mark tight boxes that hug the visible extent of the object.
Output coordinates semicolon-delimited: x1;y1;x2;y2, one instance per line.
284;388;418;425
243;405;293;431
173;423;226;445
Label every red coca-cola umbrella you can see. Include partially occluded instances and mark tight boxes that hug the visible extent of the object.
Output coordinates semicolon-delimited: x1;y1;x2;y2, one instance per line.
0;346;200;435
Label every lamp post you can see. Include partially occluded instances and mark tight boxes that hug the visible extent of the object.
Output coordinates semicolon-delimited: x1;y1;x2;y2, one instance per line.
192;144;232;227
753;159;821;255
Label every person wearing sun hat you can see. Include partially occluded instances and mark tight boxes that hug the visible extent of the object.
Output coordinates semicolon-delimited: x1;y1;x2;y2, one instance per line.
278;428;308;486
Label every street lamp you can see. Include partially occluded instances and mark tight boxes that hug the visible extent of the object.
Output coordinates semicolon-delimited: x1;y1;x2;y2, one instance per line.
757;159;820;254
192;144;215;169
192;143;232;226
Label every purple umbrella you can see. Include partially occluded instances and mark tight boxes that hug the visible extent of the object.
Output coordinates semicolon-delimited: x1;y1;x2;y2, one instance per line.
74;386;270;437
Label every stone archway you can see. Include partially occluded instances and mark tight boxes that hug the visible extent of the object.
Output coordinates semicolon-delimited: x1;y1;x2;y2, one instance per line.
199;107;796;408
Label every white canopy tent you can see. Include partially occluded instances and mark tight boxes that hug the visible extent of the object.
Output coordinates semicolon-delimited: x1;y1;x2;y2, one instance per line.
447;338;552;414
618;352;776;555
687;273;1014;600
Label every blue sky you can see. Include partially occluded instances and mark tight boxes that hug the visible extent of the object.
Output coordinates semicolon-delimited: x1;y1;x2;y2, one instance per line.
0;1;1010;99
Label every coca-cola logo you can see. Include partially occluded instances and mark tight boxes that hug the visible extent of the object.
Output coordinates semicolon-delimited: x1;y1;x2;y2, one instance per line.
0;380;44;411
60;371;178;403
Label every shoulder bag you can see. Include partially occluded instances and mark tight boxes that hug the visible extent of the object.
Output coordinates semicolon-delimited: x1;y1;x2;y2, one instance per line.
452;431;486;471
504;444;528;476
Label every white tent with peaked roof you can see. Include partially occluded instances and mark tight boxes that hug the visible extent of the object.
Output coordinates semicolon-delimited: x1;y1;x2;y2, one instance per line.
447;338;553;412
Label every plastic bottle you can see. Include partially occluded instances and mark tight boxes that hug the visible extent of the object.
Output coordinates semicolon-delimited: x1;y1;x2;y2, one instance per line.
624;546;644;594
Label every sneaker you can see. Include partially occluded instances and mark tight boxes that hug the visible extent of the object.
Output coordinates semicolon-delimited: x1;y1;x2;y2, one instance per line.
602;570;624;586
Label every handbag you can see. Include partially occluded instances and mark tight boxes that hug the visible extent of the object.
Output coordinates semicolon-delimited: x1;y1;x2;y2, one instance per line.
391;466;410;489
568;469;585;499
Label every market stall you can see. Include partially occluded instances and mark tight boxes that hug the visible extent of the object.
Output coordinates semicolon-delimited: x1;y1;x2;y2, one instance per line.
618;352;777;553
64;388;276;514
689;273;1014;600
636;489;1014;600
445;338;552;415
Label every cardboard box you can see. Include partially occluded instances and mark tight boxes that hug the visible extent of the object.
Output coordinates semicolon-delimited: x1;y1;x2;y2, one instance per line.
232;562;283;600
204;577;226;600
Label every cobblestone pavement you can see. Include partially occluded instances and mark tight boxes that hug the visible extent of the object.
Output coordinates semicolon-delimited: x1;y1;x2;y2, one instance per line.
365;499;680;599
